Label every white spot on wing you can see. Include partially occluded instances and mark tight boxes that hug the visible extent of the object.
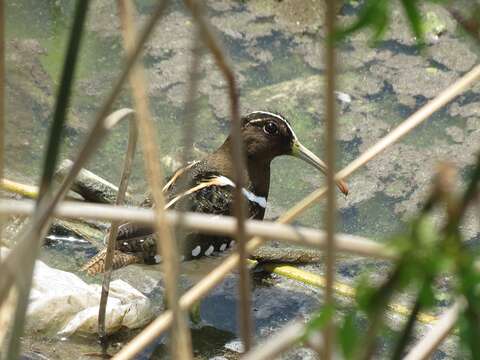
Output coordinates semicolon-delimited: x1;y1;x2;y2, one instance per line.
220;243;227;252
205;245;214;256
154;255;162;263
229;240;236;248
192;245;201;257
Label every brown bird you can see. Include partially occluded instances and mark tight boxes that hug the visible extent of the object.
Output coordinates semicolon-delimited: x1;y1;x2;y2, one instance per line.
83;111;348;275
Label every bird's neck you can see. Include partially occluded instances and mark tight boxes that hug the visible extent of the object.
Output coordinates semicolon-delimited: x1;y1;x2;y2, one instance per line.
209;139;271;198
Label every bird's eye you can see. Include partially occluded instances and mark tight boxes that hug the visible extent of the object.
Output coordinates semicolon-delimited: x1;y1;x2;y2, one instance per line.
263;121;278;135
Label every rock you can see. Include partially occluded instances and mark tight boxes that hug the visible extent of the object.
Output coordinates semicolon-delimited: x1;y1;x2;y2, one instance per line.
429;37;477;72
445;126;465;143
370;56;457;98
448;101;480;119
245;0;326;35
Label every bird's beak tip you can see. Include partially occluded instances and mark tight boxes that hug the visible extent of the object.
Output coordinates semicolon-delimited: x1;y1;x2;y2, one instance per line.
338;180;349;196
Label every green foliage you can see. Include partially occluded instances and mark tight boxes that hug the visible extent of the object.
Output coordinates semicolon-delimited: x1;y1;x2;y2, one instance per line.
400;0;424;45
304;303;335;337
335;0;449;46
38;1;89;198
339;312;360;360
304;152;480;358
336;0;390;42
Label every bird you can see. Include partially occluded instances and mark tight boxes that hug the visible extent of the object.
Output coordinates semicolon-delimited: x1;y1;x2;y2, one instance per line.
82;111;348;275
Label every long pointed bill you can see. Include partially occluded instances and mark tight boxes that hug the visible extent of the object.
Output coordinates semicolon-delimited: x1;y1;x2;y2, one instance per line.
291;140;349;195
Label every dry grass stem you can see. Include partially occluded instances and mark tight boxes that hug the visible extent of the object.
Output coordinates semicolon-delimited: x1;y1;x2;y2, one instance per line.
323;0;338;356
98;114;138;348
403;300;463;360
110;62;480;358
117;1;193;358
0;0;4;262
183;0;253;350
0;199;395;260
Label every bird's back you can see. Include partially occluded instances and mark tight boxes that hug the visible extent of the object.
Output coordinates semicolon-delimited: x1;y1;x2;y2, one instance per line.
113;159;265;263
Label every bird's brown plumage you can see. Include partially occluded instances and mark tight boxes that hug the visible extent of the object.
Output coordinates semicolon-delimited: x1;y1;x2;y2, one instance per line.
82;111;349;274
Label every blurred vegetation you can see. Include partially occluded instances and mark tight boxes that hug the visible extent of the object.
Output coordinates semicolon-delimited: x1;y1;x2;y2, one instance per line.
305;0;480;357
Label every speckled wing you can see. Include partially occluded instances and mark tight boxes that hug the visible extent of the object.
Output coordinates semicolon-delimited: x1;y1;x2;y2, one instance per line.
83;161;265;274
116;176;264;262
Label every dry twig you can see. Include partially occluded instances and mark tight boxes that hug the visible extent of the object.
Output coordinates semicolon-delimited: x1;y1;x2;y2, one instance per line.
403;300;464;360
324;0;338;356
183;0;253;350
98;111;138;350
116;1;193;358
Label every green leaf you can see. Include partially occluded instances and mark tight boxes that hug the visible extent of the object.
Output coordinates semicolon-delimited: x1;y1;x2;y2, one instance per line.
304;304;335;336
38;0;89;198
335;0;389;42
339;312;359;360
400;0;425;46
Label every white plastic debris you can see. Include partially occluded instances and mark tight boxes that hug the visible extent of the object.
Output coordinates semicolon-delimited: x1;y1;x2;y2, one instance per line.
334;90;352;104
1;248;153;336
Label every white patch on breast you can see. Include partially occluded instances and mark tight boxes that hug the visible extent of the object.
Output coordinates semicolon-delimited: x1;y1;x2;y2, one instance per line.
241;188;267;208
154;255;162;263
192;245;201;257
215;176;267;208
205;245;214;256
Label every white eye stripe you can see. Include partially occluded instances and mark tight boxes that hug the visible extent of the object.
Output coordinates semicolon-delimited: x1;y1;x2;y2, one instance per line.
247;111;298;140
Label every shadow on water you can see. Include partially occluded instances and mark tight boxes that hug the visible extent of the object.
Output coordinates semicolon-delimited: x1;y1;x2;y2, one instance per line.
340;192;406;241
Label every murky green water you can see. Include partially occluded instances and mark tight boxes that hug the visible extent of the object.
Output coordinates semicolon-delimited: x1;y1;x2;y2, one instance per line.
4;0;480;358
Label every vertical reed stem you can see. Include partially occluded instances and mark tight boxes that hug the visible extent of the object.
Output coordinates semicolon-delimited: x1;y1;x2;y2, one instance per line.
117;1;193;358
323;0;337;358
98;119;137;353
0;0;4;262
182;0;253;350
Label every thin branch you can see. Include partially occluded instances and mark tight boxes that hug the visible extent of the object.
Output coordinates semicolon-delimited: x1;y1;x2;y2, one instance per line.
324;0;338;357
0;199;395;260
0;0;5;263
183;0;253;350
116;1;193;358
403;300;463;360
111;63;480;359
98;113;138;352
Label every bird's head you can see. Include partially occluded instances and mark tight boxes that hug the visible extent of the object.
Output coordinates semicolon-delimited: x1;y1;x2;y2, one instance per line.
240;111;349;195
